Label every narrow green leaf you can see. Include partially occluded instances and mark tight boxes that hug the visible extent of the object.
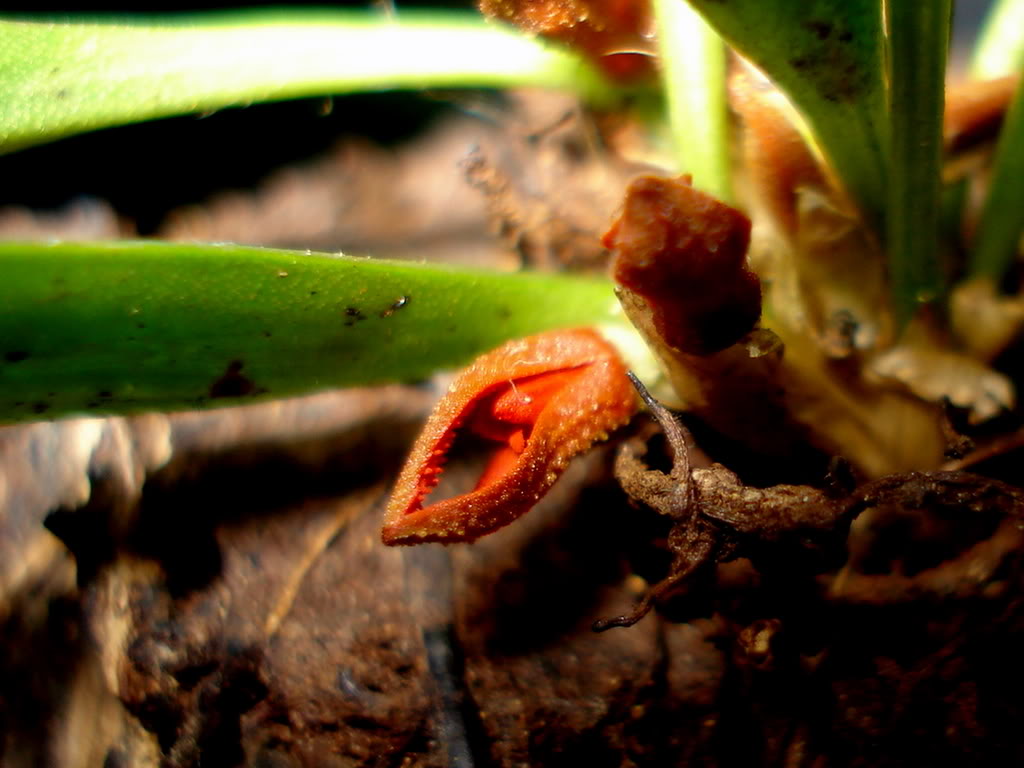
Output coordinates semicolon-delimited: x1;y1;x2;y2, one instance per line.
685;0;887;232
969;74;1024;281
0;241;624;422
969;0;1024;282
885;0;951;324
0;10;610;154
971;0;1024;79
652;0;731;202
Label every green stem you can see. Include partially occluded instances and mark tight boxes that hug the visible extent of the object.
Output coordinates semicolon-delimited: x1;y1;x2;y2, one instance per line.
0;10;613;153
969;74;1024;281
652;0;731;202
885;0;952;325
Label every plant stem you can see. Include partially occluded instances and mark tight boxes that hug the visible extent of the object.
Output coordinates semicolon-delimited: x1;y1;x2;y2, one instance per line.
653;0;731;202
885;0;952;325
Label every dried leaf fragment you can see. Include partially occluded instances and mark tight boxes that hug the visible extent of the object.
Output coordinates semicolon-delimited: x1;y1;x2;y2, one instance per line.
382;328;636;545
601;174;800;459
603;174;762;356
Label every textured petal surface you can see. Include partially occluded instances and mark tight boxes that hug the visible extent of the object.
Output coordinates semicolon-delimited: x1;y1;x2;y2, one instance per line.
382;328;636;544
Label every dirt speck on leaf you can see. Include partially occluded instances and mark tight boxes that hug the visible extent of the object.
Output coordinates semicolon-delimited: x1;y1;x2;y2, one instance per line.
788;21;867;104
344;306;367;326
379;296;409;318
209;360;258;399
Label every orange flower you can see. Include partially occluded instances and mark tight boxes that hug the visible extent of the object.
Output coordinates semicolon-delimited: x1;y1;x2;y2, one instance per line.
382;328;636;545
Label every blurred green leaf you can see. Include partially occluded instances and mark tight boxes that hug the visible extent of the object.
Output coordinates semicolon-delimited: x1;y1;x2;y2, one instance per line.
0;10;609;153
653;0;731;202
0;241;624;422
969;74;1024;281
971;0;1024;79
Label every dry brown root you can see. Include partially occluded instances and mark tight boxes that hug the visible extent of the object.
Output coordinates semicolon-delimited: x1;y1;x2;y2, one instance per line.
598;372;1024;630
596;373;848;630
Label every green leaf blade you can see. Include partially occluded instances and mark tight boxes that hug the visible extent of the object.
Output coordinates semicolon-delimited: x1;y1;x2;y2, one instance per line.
0;11;610;153
969;73;1024;281
685;0;888;231
0;241;623;422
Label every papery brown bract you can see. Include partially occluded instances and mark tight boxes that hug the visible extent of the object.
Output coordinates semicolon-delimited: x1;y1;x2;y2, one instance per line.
603;173;815;463
728;71;1018;474
603;174;762;356
382;328;636;545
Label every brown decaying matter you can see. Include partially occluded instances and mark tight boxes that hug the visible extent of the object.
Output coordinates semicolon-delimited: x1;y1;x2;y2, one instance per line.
382;328;636;545
478;0;655;81
603;375;1024;630
944;74;1019;154
603;175;763;356
730;69;1019;238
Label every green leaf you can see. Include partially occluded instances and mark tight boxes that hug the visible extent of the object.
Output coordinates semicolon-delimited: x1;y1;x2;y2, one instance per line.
0;10;610;154
685;0;888;232
0;241;624;422
885;0;951;323
971;0;1024;79
969;73;1024;281
653;0;731;202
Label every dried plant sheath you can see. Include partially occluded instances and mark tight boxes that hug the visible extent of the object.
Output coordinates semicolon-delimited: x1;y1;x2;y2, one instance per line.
602;175;799;458
382;328;635;545
728;73;1017;473
604;175;761;356
728;68;830;242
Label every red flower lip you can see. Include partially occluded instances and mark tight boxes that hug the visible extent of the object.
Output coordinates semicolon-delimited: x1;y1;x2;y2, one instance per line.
382;328;636;545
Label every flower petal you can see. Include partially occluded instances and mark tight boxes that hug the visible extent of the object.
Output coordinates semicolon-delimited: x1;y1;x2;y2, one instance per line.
382;328;636;545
